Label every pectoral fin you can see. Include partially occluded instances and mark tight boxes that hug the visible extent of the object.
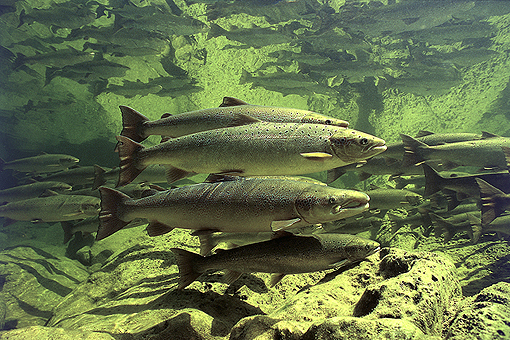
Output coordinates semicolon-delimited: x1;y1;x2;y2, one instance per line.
271;218;301;231
223;270;243;284
300;152;333;160
146;220;174;237
330;259;349;268
165;166;191;184
269;273;286;287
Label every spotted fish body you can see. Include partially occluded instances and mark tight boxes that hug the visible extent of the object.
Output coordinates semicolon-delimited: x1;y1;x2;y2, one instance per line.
119;97;349;143
116;122;386;185
97;176;370;240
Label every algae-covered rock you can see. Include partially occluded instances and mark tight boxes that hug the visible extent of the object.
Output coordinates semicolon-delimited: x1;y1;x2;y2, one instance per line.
354;248;461;336
446;282;510;339
0;325;116;340
301;317;432;340
0;243;89;329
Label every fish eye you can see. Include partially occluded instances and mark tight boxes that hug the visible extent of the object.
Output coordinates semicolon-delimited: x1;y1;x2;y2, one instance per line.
359;138;368;145
329;197;336;204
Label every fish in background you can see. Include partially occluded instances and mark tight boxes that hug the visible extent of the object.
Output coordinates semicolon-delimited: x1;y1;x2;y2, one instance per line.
94;165;169;189
393;170;474;190
401;132;509;170
430;211;482;243
384;131;484;160
17;1;96;32
0;154;79;174
171;231;380;289
97;175;371;240
209;23;296;49
363;186;423;212
35;165;108;187
0;193;100;224
421;164;510;210
239;68;341;98
115;122;386;185
0;181;72;203
118;96;348;144
342;0;475;37
62;217;148;244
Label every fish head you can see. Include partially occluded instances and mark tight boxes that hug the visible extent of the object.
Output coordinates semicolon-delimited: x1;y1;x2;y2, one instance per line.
329;129;386;163
54;182;73;193
342;237;381;261
60;156;80;168
296;188;370;224
302;114;349;128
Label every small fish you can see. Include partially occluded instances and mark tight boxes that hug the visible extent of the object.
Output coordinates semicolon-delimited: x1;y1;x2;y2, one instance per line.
430;212;481;243
0;194;100;224
422;164;510;210
171;231;380;289
364;186;423;211
97;176;370;240
0;154;79;173
116;122;386;185
37;165;105;187
0;181;72;203
119;96;349;144
401;132;508;170
384;130;483;160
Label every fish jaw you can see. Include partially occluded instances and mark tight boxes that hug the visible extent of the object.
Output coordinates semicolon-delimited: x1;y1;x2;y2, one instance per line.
296;189;370;224
330;130;387;163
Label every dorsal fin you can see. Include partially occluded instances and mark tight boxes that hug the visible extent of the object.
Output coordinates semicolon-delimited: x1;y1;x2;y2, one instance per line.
204;174;241;183
219;97;249;107
415;130;434;138
481;131;500;139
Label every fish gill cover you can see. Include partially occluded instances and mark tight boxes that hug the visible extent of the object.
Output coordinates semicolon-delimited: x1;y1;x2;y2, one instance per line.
1;0;510;339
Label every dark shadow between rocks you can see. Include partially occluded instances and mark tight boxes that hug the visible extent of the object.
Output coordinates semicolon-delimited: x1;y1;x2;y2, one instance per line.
462;253;510;296
83;288;264;338
100;245;174;272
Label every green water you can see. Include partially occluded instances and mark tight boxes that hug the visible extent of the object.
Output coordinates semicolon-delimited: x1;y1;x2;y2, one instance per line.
1;0;510;338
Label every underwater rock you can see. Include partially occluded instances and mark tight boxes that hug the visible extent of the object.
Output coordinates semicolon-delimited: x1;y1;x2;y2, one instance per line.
0;245;89;330
0;325;116;339
301;317;431;340
354;248;461;336
446;282;510;339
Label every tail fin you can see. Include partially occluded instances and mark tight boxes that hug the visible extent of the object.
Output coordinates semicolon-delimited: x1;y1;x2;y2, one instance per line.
422;163;444;197
61;221;74;244
96;186;131;240
92;164;107;190
326;167;346;184
466;213;482;243
170;248;203;290
401;134;429;167
429;213;455;243
119;106;150;143
476;178;507;226
115;135;146;187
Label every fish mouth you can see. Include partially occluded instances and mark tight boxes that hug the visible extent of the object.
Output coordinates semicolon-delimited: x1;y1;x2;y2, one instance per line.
367;245;381;257
333;200;370;214
364;142;387;153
